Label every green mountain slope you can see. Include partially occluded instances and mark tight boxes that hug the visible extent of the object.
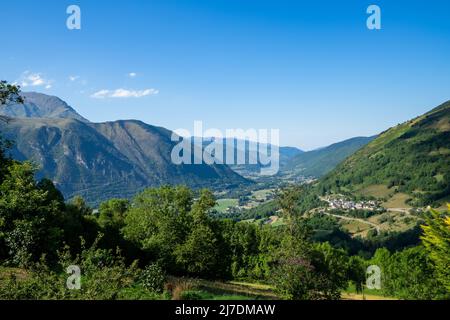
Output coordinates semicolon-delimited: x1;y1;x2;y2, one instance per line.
282;136;375;178
319;101;450;206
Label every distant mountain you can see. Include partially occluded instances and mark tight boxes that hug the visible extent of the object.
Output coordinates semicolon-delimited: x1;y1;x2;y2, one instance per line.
0;93;247;205
0;92;88;122
226;139;303;178
279;146;304;159
318;101;450;206
282;136;375;178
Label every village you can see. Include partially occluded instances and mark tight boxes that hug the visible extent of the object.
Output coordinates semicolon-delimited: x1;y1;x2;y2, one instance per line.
322;196;382;211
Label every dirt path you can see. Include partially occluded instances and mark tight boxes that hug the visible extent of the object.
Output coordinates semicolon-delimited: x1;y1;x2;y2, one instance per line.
386;208;411;214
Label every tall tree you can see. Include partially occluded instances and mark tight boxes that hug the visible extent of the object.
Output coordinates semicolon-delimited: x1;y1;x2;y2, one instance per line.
0;81;23;177
0;80;23;106
421;205;450;292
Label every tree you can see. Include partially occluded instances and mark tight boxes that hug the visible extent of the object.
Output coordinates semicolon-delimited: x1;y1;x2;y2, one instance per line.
271;204;348;300
98;198;129;229
421;205;450;292
60;198;100;255
175;223;219;276
0;236;139;300
0;162;64;264
37;178;65;209
0;80;23;124
347;255;366;294
0;81;23;178
191;189;216;222
122;186;194;270
70;196;92;216
174;189;223;277
371;246;447;299
0;80;23;106
272;240;349;300
278;186;302;236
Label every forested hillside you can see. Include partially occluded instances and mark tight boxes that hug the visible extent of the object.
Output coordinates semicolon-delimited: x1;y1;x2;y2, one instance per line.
319;101;450;206
282;136;375;178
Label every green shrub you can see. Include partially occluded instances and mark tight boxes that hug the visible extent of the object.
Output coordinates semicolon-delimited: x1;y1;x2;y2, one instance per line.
180;290;203;300
139;263;167;293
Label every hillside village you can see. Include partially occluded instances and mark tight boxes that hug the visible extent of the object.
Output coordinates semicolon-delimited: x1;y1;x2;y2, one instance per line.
322;196;381;211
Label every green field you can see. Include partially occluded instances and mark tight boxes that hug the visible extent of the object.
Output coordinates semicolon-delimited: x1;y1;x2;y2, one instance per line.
214;198;239;213
252;189;273;200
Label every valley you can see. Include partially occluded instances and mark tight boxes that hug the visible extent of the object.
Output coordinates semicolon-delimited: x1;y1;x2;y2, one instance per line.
1;0;450;305
0;86;448;301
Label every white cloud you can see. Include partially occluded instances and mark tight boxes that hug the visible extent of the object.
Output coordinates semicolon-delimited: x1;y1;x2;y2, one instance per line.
90;88;159;99
69;75;80;81
128;72;137;78
90;89;111;99
18;72;52;89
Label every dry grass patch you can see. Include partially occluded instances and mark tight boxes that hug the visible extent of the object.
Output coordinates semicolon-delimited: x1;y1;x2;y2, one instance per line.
383;193;412;208
357;184;391;198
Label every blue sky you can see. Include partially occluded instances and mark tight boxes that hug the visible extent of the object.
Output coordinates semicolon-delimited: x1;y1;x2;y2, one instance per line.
1;0;449;149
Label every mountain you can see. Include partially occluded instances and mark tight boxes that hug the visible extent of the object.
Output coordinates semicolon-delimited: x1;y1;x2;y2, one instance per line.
0;92;88;122
318;101;450;206
282;136;375;178
279;146;304;159
0;93;247;205
224;139;303;178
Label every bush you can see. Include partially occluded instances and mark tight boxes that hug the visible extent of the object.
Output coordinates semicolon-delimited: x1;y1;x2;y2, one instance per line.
180;290;203;300
140;263;167;293
0;237;139;300
165;278;195;300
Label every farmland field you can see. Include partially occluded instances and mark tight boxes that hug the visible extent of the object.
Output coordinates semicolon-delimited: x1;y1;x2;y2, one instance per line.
215;198;239;213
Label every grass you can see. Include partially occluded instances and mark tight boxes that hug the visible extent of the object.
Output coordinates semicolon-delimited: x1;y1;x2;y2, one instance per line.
383;193;412;208
342;283;397;300
252;189;273;200
186;290;256;300
270;217;285;227
371;211;420;233
118;285;166;300
182;280;398;301
358;184;391;198
1;267;402;301
241;216;286;228
340;220;372;235
215;198;239;213
0;267;29;282
195;279;278;300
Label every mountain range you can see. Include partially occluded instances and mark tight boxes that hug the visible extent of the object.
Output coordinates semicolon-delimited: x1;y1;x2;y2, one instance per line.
0;92;247;205
4;92;441;208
